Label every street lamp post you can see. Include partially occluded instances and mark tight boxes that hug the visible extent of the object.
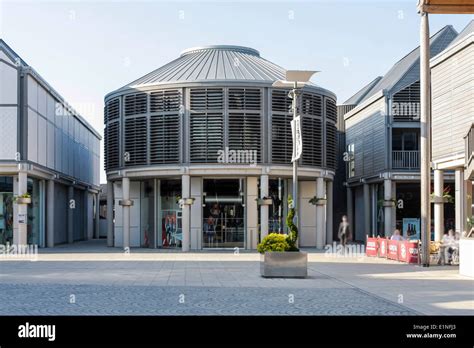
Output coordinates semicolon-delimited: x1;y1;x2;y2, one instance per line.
273;70;318;215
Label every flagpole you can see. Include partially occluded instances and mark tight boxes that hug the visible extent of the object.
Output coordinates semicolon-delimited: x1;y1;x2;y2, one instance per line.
292;80;298;212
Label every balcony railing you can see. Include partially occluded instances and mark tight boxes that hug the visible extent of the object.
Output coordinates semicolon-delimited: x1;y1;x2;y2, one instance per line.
392;150;420;170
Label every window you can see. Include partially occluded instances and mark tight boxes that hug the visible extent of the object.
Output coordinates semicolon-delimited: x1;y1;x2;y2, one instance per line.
392;130;419;151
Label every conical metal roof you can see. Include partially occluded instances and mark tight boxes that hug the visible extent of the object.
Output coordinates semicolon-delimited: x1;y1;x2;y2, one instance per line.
123;45;286;88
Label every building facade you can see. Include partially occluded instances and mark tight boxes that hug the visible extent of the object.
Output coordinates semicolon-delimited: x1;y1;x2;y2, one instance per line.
104;45;337;250
342;26;458;241
0;40;101;247
431;21;473;241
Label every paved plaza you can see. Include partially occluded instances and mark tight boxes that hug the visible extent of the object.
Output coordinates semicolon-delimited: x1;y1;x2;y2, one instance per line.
0;240;472;315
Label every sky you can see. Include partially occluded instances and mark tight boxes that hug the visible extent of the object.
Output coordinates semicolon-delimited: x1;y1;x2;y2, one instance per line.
0;0;472;184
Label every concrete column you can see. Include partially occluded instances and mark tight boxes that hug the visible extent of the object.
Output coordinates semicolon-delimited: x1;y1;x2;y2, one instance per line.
85;191;92;240
419;11;431;266
434;169;444;241
246;177;258;250
316;177;325;249
346;187;353;240
260;174;269;240
190;177;203;250
363;183;370;236
14;172;28;245
122;177;130;249
106;180;114;247
95;193;100;239
391;181;397;234
181;174;190;252
384;179;392;237
455;169;467;235
326;180;333;245
46;180;55;248
67;186;74;244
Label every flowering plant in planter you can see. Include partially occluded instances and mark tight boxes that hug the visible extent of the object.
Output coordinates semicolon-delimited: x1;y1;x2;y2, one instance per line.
257;196;299;253
14;193;32;204
258;196;306;278
430;185;454;203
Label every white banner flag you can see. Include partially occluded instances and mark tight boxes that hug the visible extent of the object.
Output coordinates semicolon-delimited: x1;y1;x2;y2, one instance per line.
291;115;302;162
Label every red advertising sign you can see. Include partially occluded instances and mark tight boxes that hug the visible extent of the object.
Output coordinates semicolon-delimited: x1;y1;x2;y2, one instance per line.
387;240;399;260
398;241;408;262
366;237;378;257
398;240;419;264
378;238;387;258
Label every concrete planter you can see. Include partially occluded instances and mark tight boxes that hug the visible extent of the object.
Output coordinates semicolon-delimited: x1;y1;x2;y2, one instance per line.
459;238;474;278
16;197;31;204
256;198;273;206
260;251;307;278
430;196;451;204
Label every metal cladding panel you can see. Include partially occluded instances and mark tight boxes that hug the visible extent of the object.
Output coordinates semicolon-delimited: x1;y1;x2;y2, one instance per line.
27;109;38;162
326;122;337;169
55;128;61;172
0;60;17;104
345;97;386;179
37;85;47;117
0;50;15;64
47;122;55;168
37;116;47;166
0;106;17;159
46;94;55;122
122;46;285;88
27;76;38;110
61;132;68;175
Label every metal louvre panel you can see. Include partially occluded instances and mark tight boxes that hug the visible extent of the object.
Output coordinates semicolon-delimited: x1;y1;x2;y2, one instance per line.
150;89;181;113
228;112;261;162
124;117;147;166
301;117;322;166
326;122;337;169
271;89;292;113
302;93;322;117
228;88;261;110
104;122;119;170
190;88;224;111
124;93;147;116
149;113;180;164
392;81;420;121
271;113;292;164
325;98;337;122
190;112;224;163
105;98;120;123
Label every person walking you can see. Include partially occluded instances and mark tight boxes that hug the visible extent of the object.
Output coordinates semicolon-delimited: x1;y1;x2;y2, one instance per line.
338;215;351;249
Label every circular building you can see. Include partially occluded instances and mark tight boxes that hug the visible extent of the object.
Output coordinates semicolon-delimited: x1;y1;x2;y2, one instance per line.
104;45;337;250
